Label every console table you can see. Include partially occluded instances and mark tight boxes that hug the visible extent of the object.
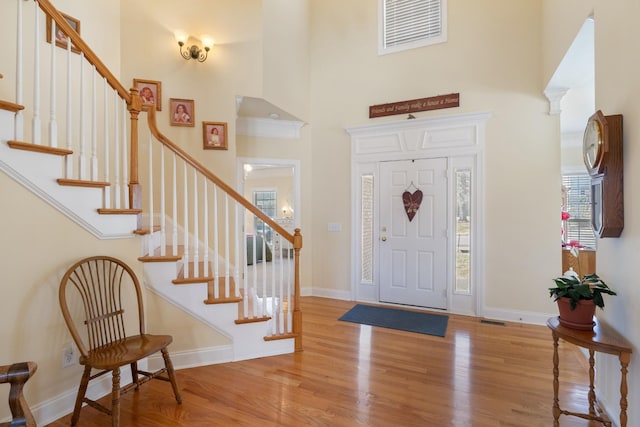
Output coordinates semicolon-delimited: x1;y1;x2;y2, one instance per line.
547;316;632;427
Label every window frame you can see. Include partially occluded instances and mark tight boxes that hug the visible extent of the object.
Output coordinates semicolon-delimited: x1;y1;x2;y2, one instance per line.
378;0;448;55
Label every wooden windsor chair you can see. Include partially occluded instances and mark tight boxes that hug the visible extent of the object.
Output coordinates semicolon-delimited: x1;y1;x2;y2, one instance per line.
58;256;181;427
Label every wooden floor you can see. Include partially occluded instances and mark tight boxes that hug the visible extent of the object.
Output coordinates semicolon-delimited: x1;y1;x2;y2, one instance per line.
47;297;604;426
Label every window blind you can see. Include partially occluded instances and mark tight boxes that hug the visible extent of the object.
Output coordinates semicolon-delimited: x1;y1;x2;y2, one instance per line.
562;175;596;249
384;0;442;48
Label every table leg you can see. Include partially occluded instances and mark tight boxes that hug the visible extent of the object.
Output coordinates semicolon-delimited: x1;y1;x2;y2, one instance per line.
619;353;630;427
588;349;596;416
552;332;560;427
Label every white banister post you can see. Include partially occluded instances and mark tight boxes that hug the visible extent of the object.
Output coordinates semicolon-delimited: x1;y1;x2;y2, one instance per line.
90;66;97;181
32;3;41;145
49;19;57;148
271;229;276;335
148;134;154;256
15;0;24;140
121;102;129;205
261;228;267;317
160;146;166;256
64;38;73;178
113;90;120;208
225;194;230;299
203;179;209;277
213;185;219;298
193;169;199;278
183;161;190;277
103;80;110;208
235;203;241;298
279;234;284;334
78;53;85;180
172;153;178;256
243;211;249;317
252;234;258;317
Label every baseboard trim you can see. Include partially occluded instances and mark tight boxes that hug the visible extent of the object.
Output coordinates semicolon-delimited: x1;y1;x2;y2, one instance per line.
31;345;233;426
481;306;557;326
308;287;352;300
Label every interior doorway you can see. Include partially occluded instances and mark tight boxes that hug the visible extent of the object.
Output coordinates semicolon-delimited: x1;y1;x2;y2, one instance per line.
237;157;300;236
347;112;489;316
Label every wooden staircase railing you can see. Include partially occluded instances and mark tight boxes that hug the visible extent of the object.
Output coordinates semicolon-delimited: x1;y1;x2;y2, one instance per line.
3;0;303;350
140;107;302;347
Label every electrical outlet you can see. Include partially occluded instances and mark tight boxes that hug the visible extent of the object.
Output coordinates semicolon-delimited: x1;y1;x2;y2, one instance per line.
62;343;77;368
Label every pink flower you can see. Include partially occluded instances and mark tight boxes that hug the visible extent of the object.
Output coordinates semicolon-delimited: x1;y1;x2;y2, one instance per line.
561;211;570;220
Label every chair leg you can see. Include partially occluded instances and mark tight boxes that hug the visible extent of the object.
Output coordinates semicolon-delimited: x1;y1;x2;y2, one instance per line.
71;365;91;426
130;362;139;391
161;348;182;404
111;368;121;427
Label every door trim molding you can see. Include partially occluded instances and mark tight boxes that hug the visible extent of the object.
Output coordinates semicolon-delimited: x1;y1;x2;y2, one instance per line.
346;112;490;316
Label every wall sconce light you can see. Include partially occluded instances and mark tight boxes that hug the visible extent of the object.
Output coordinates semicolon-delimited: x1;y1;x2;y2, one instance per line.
176;32;214;63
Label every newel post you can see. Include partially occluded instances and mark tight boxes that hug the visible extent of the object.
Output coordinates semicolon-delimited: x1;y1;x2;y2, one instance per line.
293;228;303;352
127;87;143;228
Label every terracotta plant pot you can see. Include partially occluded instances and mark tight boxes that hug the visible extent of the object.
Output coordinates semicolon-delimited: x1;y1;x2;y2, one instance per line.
556;297;596;330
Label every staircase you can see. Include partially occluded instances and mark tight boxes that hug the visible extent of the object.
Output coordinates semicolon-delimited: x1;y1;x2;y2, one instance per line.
0;0;302;362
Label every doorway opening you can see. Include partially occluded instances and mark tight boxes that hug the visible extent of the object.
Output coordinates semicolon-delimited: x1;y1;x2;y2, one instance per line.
346;112;489;316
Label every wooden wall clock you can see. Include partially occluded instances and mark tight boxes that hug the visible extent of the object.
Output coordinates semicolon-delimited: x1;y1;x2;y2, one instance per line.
582;110;623;238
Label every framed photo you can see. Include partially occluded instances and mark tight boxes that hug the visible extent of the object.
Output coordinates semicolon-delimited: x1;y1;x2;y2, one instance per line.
169;98;195;127
202;122;228;150
46;12;80;54
133;79;162;111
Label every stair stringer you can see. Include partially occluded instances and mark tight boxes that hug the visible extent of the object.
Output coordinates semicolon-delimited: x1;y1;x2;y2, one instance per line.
0;110;138;239
142;260;294;362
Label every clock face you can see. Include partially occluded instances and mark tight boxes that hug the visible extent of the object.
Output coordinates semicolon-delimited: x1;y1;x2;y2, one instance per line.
583;116;603;171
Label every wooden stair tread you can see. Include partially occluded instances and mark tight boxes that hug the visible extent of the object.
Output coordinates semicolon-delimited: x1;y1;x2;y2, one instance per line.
7;140;72;156
264;332;297;341
172;276;214;284
235;315;271;324
134;226;162;235
57;178;110;188
204;296;243;305
0;100;24;112
173;261;216;284
204;276;240;303
138;246;184;262
138;254;182;262
97;208;142;215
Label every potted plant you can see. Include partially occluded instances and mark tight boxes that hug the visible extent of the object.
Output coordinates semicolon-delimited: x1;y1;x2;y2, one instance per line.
549;270;617;330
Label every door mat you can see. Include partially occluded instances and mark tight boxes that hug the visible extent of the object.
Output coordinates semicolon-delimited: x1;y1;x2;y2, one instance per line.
338;304;448;337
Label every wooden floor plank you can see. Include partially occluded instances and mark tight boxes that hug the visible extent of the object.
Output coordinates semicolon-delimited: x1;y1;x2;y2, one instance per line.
46;297;603;426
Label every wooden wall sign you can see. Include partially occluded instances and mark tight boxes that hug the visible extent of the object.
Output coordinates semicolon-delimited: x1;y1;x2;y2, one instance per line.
369;93;460;118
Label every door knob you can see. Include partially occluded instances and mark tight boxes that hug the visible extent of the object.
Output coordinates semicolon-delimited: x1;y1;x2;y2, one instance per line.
381;236;387;241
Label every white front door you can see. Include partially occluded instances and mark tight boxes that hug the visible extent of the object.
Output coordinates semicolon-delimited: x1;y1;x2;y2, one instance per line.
379;158;448;309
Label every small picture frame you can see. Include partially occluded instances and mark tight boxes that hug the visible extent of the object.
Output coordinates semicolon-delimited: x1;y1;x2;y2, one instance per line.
169;98;195;127
133;79;162;111
46;12;81;54
202;122;228;150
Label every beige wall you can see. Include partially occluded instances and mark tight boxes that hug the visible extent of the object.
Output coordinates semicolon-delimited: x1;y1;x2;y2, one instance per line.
262;0;311;120
308;0;560;311
545;0;640;423
120;0;264;186
3;0;640;424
